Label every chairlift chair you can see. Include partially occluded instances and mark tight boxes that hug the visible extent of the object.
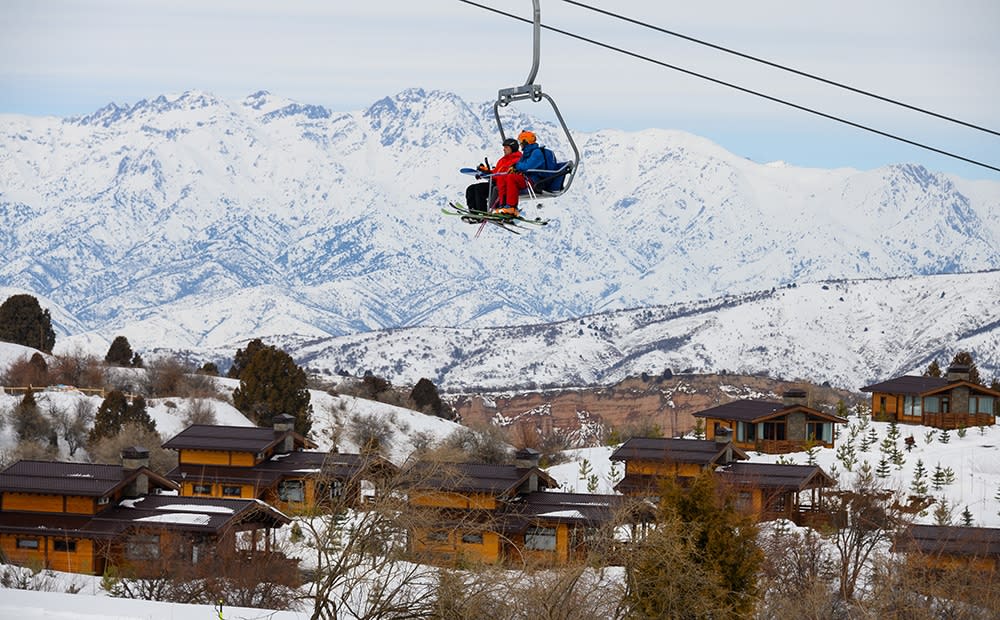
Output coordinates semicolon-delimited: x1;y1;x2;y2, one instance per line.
492;0;580;202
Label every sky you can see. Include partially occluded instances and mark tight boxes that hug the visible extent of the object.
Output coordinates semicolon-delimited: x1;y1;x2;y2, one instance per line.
2;0;999;179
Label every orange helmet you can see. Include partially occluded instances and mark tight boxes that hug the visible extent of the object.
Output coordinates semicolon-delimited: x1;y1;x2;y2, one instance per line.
518;130;536;145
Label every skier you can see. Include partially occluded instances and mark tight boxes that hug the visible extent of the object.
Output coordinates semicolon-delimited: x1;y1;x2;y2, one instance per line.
464;137;522;215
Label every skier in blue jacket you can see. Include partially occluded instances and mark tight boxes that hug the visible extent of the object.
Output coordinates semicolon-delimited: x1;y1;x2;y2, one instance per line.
511;130;547;187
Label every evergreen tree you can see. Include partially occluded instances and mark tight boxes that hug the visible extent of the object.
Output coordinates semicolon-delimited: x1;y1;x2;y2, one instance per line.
409;378;447;418
89;390;128;443
923;359;942;378
228;338;267;379
13;390;52;443
949;351;982;385
104;336;134;366
231;343;312;435
121;395;155;432
910;459;928;496
961;506;974;527
938;428;951;444
836;438;857;472
0;294;56;353
627;473;762;618
875;456;891;479
931;463;947;491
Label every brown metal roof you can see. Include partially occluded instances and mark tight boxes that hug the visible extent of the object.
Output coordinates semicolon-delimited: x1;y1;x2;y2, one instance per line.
0;494;289;539
860;376;949;395
161;424;315;453
693;400;847;424
895;524;1000;558
610;438;749;465
165;451;395;487
0;460;177;497
498;491;642;532
409;462;559;495
718;463;836;491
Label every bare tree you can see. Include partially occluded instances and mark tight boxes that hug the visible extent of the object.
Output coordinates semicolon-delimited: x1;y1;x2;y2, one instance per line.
50;399;95;457
87;423;176;474
181;398;217;426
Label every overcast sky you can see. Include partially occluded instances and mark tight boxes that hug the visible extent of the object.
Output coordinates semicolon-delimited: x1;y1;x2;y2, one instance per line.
3;0;998;178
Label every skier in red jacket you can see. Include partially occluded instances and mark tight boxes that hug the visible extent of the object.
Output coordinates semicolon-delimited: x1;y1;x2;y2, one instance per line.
465;138;523;215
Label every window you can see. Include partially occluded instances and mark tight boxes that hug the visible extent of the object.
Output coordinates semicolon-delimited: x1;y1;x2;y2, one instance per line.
125;535;160;560
734;491;753;511
97;496;110;506
806;421;831;443
879;396;887;416
16;538;39;550
222;485;242;497
525;526;557;551
903;395;922;417
192;483;213;495
278;480;305;502
972;395;995;414
54;539;77;553
426;530;450;543
737;421;756;442
924;396;939;413
762;421;786;441
461;532;484;544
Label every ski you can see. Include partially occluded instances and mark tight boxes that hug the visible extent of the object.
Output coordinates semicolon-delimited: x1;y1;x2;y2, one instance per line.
442;202;549;227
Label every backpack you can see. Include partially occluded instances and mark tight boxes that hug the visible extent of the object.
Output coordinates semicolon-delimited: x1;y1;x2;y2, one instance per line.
536;146;567;192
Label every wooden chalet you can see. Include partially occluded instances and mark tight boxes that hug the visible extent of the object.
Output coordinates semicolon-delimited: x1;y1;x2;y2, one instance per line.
162;415;394;513
894;524;1000;574
610;435;749;497
861;365;998;429
407;449;634;566
0;448;289;576
717;462;835;526
693;390;847;454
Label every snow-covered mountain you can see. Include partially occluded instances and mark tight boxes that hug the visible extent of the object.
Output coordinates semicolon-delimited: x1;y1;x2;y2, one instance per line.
289;271;1000;391
1;89;998;388
2;89;998;334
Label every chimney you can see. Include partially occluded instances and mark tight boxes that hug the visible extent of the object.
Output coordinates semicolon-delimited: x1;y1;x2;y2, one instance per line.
514;448;542;493
714;426;735;465
121;447;150;497
273;414;296;453
946;365;971;382
782;389;808;407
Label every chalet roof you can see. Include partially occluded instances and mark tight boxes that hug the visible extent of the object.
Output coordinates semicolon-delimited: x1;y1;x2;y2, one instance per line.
161;424;316;453
498;491;646;532
0;460;177;497
409;462;558;495
895;524;1000;558
693;400;847;424
718;463;836;491
165;451;396;486
860;376;949;395
921;380;1000;398
609;438;749;465
0;494;289;539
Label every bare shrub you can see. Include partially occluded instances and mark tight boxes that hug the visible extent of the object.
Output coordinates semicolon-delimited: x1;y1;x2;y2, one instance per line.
144;357;219;398
436;424;512;464
48;349;105;389
87;423;176;474
0;353;49;387
49;399;96;457
346;411;396;455
181;398;217;426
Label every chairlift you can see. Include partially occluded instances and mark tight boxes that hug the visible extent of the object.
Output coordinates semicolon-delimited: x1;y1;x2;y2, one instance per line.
493;0;580;201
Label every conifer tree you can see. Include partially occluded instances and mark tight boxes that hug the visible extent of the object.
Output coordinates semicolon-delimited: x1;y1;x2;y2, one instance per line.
931;463;947;491
875;456;891;479
961;506;974;527
104;336;134;366
228;338;267;379
409;378;448;418
938;428;951;444
924;359;942;378
88;390;156;444
0;294;56;353
949;351;982;385
910;459;928;496
231;342;312;435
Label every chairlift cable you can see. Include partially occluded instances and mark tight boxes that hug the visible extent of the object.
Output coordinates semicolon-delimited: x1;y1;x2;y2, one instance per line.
456;0;1000;174
559;0;1000;138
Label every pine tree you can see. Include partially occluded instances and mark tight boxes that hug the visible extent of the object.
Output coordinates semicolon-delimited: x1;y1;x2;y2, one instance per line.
875;456;891;479
859;426;877;452
88;390;129;443
836;439;857;472
938;428;951;444
228;338;267;378
950;351;982;385
910;459;928;496
886;420;901;442
105;336;134;366
931;463;947;491
0;294;56;353
924;359;942;378
961;506;974;527
409;378;447;418
933;498;953;526
231;343;312;435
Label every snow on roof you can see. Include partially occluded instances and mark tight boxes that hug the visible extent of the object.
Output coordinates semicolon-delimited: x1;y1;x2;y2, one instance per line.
134;513;212;526
156;503;234;514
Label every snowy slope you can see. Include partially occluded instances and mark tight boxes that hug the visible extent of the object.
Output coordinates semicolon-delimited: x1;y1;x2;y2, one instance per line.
1;88;998;356
288;271;1000;391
